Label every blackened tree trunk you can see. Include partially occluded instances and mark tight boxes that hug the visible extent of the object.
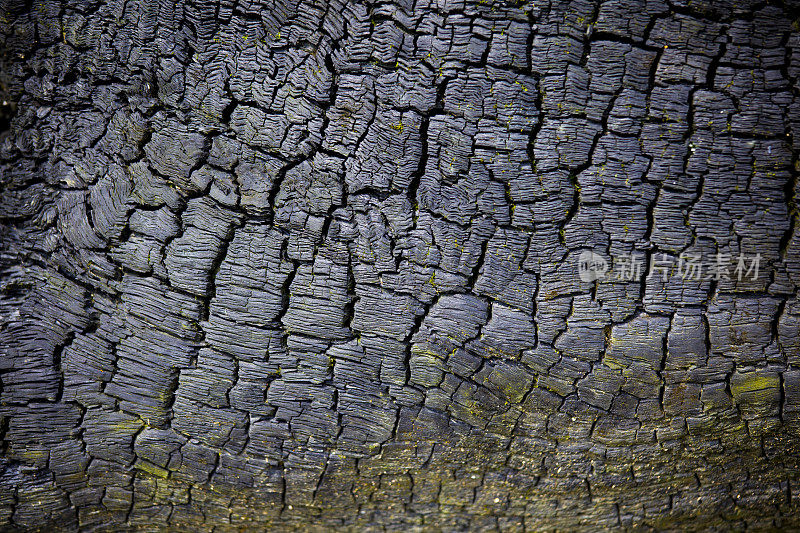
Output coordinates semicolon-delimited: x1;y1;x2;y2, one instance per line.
1;0;800;530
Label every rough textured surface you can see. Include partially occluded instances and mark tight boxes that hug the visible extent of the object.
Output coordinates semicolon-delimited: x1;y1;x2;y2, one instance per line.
1;0;800;530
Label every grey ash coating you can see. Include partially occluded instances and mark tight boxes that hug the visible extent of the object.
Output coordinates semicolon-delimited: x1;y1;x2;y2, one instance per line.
1;0;800;530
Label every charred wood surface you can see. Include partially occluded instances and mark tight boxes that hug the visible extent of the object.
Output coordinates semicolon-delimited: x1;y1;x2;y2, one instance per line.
1;0;800;530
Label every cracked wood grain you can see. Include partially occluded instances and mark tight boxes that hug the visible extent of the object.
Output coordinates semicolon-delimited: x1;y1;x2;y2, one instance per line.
1;0;800;531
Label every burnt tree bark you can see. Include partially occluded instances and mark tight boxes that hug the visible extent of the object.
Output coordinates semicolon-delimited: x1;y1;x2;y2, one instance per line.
1;0;800;530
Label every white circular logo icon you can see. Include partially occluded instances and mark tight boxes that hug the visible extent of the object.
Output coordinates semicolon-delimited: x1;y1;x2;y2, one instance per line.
578;250;608;282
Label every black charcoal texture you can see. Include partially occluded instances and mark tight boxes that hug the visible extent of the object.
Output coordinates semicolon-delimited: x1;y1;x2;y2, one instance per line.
1;0;800;531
